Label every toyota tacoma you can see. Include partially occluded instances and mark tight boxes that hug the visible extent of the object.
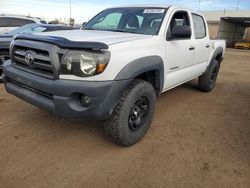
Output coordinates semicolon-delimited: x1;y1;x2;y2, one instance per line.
2;5;226;146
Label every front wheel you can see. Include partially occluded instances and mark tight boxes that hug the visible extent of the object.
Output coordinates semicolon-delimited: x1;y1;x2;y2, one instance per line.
104;79;156;146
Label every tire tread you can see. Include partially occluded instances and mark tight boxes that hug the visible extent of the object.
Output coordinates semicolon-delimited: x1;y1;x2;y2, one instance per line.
104;79;154;146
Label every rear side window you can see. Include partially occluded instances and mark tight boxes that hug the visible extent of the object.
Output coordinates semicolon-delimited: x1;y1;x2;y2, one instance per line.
10;18;34;27
192;14;206;39
0;17;35;27
0;17;10;27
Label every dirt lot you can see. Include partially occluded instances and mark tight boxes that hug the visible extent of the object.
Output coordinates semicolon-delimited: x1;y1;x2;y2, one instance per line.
0;49;250;188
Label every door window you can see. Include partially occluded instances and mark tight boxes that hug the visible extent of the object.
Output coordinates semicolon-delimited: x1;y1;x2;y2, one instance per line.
192;14;206;39
167;11;191;39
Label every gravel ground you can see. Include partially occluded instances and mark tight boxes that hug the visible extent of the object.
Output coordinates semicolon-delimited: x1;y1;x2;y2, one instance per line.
0;49;249;188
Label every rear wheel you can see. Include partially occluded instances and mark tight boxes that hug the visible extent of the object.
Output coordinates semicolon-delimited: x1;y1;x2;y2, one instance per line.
198;59;220;92
0;52;10;83
104;79;156;146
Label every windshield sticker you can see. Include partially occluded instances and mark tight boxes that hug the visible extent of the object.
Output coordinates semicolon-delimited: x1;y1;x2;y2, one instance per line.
143;9;165;14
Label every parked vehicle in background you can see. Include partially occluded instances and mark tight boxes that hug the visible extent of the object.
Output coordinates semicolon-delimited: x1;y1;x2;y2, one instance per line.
234;40;250;49
0;23;76;82
0;15;46;34
2;5;225;146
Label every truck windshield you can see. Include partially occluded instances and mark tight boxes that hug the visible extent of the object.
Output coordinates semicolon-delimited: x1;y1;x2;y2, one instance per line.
83;7;167;35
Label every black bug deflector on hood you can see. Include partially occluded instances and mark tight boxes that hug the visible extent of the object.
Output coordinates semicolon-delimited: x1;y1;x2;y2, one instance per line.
14;34;109;50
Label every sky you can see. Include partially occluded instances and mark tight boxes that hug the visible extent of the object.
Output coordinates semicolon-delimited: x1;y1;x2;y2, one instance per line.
0;0;250;24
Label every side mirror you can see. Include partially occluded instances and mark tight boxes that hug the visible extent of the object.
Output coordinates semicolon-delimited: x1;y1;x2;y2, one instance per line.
82;22;87;27
81;22;87;29
168;25;191;40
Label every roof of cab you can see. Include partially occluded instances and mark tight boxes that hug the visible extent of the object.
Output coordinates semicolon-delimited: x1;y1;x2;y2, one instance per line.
110;4;172;8
109;5;198;13
0;15;43;21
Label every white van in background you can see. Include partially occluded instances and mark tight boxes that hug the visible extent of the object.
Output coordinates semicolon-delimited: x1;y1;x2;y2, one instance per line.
0;15;46;34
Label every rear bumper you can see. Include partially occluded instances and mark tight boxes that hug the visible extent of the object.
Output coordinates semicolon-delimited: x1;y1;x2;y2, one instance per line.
3;60;130;119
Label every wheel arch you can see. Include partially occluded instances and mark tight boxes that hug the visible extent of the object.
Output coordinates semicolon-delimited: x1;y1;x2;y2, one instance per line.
206;47;224;73
115;56;164;95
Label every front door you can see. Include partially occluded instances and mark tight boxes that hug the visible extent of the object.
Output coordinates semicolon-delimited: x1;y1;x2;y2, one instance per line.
164;10;195;90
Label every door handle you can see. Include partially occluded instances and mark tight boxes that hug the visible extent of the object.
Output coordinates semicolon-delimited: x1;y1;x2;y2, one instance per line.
189;46;195;50
205;44;210;48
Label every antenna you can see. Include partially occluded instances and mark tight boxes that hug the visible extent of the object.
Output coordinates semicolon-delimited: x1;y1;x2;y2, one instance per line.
69;0;72;19
236;0;240;9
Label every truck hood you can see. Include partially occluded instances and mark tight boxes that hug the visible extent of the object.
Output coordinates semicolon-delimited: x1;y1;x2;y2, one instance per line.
37;30;152;45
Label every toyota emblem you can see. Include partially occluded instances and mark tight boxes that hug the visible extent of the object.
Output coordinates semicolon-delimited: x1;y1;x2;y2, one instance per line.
24;51;34;65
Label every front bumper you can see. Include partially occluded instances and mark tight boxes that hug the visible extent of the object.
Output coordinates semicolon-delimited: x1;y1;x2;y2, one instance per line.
3;60;130;119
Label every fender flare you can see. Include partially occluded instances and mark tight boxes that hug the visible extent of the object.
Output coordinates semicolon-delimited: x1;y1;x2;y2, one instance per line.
205;47;223;73
115;56;164;95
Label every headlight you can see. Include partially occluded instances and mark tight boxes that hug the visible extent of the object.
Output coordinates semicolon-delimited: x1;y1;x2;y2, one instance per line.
61;50;110;77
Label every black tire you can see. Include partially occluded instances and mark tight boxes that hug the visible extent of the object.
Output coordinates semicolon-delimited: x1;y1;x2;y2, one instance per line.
104;79;156;146
198;60;220;92
0;51;10;83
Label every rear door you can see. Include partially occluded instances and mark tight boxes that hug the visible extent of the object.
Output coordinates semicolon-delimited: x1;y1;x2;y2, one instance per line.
191;13;210;69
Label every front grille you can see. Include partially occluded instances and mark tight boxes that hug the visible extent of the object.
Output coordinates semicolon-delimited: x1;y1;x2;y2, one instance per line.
11;39;66;79
13;45;54;77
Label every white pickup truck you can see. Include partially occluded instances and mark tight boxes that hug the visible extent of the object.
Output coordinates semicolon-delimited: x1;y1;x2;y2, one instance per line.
2;5;225;146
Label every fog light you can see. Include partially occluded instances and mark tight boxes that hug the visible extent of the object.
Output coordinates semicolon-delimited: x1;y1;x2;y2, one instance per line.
81;95;92;107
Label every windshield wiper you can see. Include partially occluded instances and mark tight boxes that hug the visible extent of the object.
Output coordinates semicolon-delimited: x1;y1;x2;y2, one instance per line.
82;28;96;30
82;28;125;32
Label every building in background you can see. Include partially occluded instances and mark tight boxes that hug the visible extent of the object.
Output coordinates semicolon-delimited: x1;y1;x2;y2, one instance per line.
202;10;250;47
